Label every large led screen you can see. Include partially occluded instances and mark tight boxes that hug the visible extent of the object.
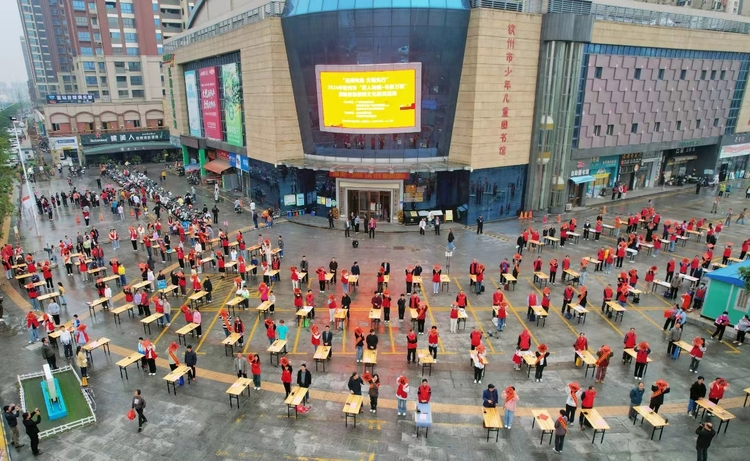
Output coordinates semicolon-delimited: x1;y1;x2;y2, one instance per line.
316;63;422;134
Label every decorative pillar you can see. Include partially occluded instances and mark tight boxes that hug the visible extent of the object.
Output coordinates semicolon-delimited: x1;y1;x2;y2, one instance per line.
198;148;206;176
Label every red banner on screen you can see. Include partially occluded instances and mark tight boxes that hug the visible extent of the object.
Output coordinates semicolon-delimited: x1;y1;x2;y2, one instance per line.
199;67;221;140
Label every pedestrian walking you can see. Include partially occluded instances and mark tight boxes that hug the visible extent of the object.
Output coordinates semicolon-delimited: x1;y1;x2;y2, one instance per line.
711;311;729;341
131;389;147;432
695;422;716;461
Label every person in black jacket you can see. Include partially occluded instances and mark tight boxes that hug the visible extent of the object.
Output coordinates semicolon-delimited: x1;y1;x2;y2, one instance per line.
688;376;707;417
397;294;407;322
695;422;716;461
22;409;42;455
341;293;351;322
347;371;364;413
329;258;338;284
322;325;333;360
366;329;379;350
202;277;213;302
297;364;312;405
3;404;24;449
184;345;198;381
350;262;360;286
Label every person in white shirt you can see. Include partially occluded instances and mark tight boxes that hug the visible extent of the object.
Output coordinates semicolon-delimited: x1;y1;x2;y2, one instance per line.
230;248;238;262
104;285;112;300
59;326;73;360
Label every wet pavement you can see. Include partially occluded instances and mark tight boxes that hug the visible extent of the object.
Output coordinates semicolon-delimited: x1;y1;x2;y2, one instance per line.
1;168;749;461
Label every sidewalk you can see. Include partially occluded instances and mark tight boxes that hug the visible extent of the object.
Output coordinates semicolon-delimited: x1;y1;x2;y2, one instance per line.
286;213;465;233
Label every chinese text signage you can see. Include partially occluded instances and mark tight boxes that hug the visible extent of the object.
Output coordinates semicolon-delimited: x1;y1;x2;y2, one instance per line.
329;171;410;180
199;67;221;140
185;70;202;137
499;23;515;156
80;130;169;146
221;63;243;147
47;94;94;104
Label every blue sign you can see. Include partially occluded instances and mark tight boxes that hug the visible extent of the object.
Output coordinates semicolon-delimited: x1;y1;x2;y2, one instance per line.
228;152;238;168
590;155;619;170
239;155;249;172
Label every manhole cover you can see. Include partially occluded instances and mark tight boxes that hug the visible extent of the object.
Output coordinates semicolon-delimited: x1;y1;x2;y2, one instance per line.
393;246;405;250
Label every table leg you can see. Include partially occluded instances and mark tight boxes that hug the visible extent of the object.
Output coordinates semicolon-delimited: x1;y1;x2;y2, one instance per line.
744;394;749;407
658;426;664;440
119;366;124;379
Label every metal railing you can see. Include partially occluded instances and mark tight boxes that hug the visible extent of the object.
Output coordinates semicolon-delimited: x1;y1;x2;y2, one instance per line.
589;2;750;34
469;0;545;13
164;2;284;53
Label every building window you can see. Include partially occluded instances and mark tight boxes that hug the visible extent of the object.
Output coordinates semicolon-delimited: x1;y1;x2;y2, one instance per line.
711;70;717;80
120;3;133;13
658;68;665;80
88;90;99;98
154;18;160;26
606;124;614;135
116;76;126;83
85;76;97;85
130;76;143;85
121;19;135;28
98;62;105;72
654;121;660;132
80;47;93;56
700;70;707;80
696;119;701;128
155;32;162;42
631;123;638;134
62;75;71;82
720;70;726;80
126;47;139;56
88;2;96;12
108;17;119;28
128;62;141;71
112;47;123;55
95;48;102;56
51;123;60;131
676;121;682;130
152;3;159;11
634;68;641;80
124;32;137;43
714;118;719;127
82;61;95;71
78;31;91;41
118;89;129;97
75;16;88;26
594;67;602;78
105;1;116;9
593;125;601;136
100;76;107;84
102;90;109;96
114;61;125;69
93;33;100;41
110;31;121;41
680;69;687;80
72;0;85;11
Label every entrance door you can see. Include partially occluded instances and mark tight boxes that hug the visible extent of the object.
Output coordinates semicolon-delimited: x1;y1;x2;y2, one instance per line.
347;190;391;222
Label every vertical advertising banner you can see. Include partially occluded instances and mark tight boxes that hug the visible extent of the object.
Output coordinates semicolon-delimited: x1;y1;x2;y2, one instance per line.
199;67;221;140
222;63;243;147
185;70;202;137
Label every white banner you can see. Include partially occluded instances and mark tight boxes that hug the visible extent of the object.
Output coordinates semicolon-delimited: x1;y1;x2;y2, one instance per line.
720;143;750;159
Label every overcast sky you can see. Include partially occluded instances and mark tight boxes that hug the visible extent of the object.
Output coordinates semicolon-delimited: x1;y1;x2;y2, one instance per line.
0;1;28;85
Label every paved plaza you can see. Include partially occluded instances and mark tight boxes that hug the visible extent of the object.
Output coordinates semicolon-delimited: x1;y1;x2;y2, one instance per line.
1;170;750;461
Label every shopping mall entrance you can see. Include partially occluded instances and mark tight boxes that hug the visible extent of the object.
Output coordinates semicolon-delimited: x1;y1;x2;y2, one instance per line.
347;190;392;222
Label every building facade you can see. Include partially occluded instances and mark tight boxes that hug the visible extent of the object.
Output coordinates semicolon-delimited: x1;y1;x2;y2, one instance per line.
164;0;750;222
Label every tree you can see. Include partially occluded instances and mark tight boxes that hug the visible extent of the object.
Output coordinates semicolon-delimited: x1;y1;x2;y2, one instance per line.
0;104;21;239
738;266;750;292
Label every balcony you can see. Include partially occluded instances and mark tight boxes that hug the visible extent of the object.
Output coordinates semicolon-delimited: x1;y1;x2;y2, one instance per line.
162;24;183;34
160;11;182;21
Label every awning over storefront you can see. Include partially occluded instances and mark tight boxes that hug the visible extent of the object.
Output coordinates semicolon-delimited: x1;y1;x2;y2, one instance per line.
203;159;231;174
569;175;596;184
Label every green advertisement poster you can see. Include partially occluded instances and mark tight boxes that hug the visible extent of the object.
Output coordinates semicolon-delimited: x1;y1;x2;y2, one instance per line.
222;63;243;147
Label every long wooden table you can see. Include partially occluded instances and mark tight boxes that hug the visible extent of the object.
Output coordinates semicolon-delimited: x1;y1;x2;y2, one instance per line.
176;323;199;345
363;349;377;374
417;349;434;376
222;332;242;356
604;301;626;322
623;348;654;376
694;398;735;434
673;340;693;359
633;405;669;440
111;304;135;325
284;386;309;418
116;352;144;380
530;409;554;444
163;365;192;395
226;377;252;408
581;408;610;443
82;337;111;366
313;346;331;372
267;340;288;366
482;407;502;442
141;313;165;335
86;297;110;318
576;350;597;378
188;290;208;308
343;394;363;427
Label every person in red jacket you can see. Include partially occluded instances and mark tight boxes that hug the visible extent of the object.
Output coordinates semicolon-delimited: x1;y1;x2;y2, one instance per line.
266;318;277;345
561;256;571;282
416;302;428;334
495;302;508;333
417;379;431;403
280;358;293;397
305;289;316;319
541;287;551;313
455;290;467;308
622;328;637;363
573;333;588;365
406;329;418;364
517;329;531;351
579;386;597;429
527;291;538;321
405;266;414;294
316;266;327;293
470;326;483;350
708;378;729;404
549;258;558;284
249;353;262;390
492;288;504;312
449;303;460;333
562;283;574;314
601;284;614;313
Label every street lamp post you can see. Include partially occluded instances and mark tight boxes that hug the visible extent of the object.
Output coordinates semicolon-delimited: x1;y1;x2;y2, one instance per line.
10;116;40;238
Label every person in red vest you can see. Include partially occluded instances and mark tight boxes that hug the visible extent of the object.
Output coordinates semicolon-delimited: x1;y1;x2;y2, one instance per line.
633;341;650;380
527;291;538;321
741;239;750;260
579;386;597;429
665;258;676;283
644;266;656;294
475;264;485;295
469;259;479;288
533;257;543;273
594;219;603;241
595;248;605;272
562;283;574;314
405;266;414;294
541;287;551;313
690;255;701;278
693;284;707;311
561;255;571;282
616;243;626;268
549;258;558;284
722;244;733;265
622;327;637;363
573;333;588;365
517;329;531;351
469;326;482;350
417;379;431;404
492;287;504;312
406;329;418;364
601;284;614;313
455;290;467;308
708;378;729;405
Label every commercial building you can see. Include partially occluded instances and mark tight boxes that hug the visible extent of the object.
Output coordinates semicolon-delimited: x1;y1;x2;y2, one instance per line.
19;0;196;165
164;0;750;223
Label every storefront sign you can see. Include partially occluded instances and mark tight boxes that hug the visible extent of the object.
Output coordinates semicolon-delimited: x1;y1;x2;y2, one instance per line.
722;133;750;146
199;67;221;140
46;94;94;104
498;23;516;157
720;143;750;159
589;155;618;170
216;149;229;161
49;137;78;150
228;152;238;168
329;171;410;180
79;130;169;146
673;146;696;155
239;155;249;172
619;152;642;166
170;135;181;148
570;168;590;177
680;140;701;148
167;65;177;130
